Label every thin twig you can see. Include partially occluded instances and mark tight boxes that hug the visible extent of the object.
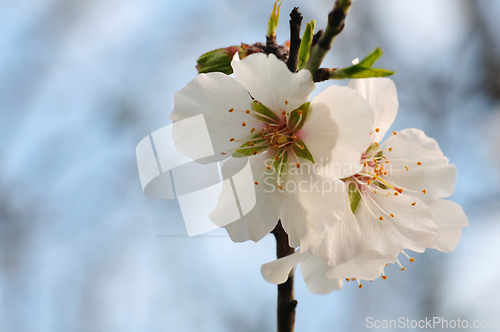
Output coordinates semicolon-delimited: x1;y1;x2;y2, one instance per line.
304;0;352;77
272;221;297;332
287;7;303;72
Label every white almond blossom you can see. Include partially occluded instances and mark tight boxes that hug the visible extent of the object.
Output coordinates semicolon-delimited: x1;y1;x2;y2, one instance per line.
169;53;374;253
261;77;468;293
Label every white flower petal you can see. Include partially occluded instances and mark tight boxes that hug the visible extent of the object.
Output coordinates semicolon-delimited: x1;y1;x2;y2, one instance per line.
429;199;468;252
384;128;456;203
170;72;256;163
210;152;283;242
317;194;362;267
261;250;312;285
296;102;339;164
300;254;343;294
309;85;374;178
348;78;398;143
356;192;438;258
231;53;315;116
325;249;390;280
384;128;450;166
279;169;345;252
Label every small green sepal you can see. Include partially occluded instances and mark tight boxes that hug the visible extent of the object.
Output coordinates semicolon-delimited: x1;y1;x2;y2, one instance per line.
292;138;314;164
274;151;288;176
288;102;310;131
252;101;279;122
232;136;268;158
348;182;362;213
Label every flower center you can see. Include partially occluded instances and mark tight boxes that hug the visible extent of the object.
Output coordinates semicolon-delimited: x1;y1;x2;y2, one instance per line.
344;130;427;218
222;100;314;181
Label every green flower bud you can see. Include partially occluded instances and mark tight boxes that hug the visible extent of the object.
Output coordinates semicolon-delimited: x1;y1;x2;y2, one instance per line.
196;45;246;75
266;0;283;38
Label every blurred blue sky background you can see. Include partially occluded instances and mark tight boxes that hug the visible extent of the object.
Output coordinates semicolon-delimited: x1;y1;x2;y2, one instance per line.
1;0;500;331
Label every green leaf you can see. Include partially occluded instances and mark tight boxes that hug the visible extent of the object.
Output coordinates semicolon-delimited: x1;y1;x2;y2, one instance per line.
298;20;315;70
288;102;310;130
274;151;288;176
358;47;382;68
348;182;362;213
330;68;395;79
292;138;314;164
252;101;279;122
328;47;395;80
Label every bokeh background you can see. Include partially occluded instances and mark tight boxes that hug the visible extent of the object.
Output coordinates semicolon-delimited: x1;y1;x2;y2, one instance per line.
1;0;499;331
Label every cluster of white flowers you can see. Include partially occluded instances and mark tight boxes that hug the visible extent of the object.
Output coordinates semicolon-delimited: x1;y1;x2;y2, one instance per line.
170;53;468;293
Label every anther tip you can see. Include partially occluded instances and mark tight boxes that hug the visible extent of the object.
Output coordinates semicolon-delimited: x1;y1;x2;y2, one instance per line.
382;276;387;280
409;258;415;263
401;267;406;271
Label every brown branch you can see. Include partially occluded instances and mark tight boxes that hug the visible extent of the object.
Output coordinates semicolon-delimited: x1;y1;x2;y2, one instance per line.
286;7;303;72
304;0;352;74
272;221;297;332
